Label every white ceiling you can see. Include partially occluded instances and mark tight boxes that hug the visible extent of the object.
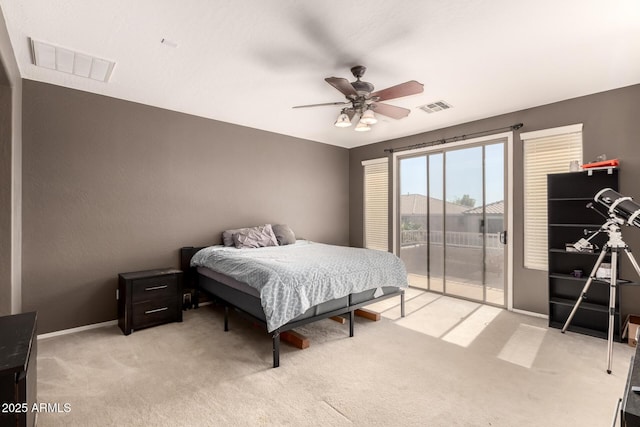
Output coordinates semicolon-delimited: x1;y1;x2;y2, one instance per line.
1;0;639;149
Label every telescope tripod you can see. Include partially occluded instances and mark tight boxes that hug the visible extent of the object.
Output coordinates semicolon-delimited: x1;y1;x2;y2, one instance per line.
562;218;640;374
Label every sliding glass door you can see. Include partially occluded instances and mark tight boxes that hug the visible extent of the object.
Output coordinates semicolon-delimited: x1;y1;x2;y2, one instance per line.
444;146;484;301
397;140;506;306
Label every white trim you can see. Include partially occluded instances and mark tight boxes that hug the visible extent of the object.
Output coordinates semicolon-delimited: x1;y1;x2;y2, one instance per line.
506;132;514;311
11;83;22;314
37;320;118;340
361;157;388;166
392;157;398;254
512;308;549;320
392;131;514;311
520;123;583;141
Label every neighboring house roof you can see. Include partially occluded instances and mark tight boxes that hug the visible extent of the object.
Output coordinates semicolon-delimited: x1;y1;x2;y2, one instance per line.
400;194;505;216
463;200;504;215
400;194;469;215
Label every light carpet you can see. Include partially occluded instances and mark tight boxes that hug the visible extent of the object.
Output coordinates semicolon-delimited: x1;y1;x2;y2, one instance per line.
36;292;633;426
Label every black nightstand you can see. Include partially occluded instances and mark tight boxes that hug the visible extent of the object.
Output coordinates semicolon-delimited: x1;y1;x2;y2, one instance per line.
118;268;183;335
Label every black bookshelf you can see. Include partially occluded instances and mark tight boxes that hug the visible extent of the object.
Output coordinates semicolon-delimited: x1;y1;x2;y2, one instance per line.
547;168;622;340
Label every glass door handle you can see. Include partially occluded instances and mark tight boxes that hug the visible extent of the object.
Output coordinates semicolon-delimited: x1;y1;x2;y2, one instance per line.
499;231;507;244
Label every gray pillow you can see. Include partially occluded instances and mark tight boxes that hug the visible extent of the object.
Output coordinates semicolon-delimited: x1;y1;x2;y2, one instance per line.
232;224;279;249
272;224;296;245
222;227;249;247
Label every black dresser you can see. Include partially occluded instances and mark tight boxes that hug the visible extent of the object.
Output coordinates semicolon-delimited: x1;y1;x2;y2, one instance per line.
0;312;37;427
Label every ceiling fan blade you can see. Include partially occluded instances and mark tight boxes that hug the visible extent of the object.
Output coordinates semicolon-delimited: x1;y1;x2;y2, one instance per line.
371;80;424;101
371;102;411;120
292;101;350;109
325;77;357;97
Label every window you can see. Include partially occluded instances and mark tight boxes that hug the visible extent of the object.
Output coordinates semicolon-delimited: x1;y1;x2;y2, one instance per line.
521;124;583;270
363;158;389;251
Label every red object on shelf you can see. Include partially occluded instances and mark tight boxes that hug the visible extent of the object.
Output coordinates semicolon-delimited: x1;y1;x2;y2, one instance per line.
581;159;619;169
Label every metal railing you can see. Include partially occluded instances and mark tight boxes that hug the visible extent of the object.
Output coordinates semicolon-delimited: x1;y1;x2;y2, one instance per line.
401;230;501;249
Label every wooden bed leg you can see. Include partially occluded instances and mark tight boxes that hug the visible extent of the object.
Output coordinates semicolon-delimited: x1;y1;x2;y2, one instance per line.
273;329;280;368
330;316;346;324
224;306;229;332
281;330;310;349
349;311;354;337
355;308;381;321
401;290;406;318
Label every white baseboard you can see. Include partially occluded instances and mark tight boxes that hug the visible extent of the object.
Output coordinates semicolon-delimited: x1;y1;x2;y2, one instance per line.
512;308;548;320
37;302;213;340
37;319;118;340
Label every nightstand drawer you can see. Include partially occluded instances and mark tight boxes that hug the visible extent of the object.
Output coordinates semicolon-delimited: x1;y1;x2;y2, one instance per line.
132;297;179;330
131;276;178;302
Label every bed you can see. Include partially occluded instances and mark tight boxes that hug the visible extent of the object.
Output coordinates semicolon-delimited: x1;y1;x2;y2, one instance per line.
180;237;408;368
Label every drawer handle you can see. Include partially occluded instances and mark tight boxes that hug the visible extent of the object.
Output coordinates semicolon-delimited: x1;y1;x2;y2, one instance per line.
145;307;168;315
145;285;168;291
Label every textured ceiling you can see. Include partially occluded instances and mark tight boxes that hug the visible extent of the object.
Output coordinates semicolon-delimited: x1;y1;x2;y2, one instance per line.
1;0;639;148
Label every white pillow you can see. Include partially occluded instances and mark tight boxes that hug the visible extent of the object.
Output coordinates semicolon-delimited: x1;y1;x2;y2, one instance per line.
232;224;278;249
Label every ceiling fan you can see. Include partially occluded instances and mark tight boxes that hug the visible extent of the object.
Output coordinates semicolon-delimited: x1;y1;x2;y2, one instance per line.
293;65;424;132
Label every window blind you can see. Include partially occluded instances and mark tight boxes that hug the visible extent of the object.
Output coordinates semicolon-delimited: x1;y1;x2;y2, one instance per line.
363;158;389;251
522;125;583;270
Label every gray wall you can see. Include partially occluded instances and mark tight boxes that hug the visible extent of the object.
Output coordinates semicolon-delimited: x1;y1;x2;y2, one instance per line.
0;8;22;317
350;84;640;316
15;76;640;331
22;80;349;333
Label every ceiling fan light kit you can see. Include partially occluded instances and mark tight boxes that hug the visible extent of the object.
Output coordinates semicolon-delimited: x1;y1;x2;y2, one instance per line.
334;111;352;128
354;122;371;132
293;65;424;132
359;109;378;125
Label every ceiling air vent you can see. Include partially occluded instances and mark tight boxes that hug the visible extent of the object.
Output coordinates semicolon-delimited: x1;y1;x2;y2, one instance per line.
30;38;115;82
418;100;453;114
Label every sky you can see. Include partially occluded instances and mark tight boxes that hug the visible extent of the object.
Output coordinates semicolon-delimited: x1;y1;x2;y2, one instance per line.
399;142;504;207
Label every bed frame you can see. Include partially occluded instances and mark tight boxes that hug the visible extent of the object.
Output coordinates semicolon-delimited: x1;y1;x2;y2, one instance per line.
180;246;406;368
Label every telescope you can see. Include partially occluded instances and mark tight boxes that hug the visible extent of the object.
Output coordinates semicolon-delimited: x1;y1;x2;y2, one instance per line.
594;188;640;227
563;188;640;374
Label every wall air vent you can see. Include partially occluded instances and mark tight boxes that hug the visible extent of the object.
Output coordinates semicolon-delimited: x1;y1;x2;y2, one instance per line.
30;38;115;83
418;100;453;114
